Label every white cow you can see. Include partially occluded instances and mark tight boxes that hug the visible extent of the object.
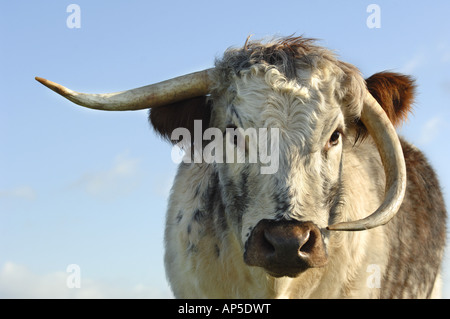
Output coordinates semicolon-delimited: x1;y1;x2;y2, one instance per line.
37;36;446;298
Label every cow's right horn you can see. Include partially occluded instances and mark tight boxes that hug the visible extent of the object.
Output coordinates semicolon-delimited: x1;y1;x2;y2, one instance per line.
327;92;407;231
35;69;213;111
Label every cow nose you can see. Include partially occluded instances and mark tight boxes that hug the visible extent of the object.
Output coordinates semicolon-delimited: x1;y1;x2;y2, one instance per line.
244;220;328;277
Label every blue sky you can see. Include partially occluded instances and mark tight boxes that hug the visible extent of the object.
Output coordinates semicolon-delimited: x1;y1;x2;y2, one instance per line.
1;1;449;298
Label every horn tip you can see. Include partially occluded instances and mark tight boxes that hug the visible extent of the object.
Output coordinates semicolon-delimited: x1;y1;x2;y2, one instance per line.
35;76;55;89
35;76;71;97
35;76;46;84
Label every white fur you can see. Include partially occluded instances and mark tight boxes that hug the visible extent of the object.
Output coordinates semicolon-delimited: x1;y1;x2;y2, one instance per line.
163;52;440;298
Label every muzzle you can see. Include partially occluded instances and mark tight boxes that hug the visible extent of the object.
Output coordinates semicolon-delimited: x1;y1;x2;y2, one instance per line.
244;219;328;277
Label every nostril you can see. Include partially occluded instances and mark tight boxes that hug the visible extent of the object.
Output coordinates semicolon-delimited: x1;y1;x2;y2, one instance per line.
262;231;276;255
298;230;315;256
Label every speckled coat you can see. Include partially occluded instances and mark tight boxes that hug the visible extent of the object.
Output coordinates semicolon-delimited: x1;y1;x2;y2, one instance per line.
149;37;446;298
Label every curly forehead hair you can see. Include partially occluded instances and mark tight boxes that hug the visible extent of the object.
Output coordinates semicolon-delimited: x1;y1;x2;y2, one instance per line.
215;36;354;78
212;36;366;123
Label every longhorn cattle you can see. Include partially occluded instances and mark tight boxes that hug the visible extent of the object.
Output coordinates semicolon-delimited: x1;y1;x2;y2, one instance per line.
36;36;447;298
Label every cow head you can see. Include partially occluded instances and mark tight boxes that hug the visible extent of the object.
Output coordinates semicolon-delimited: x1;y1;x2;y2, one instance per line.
36;37;414;278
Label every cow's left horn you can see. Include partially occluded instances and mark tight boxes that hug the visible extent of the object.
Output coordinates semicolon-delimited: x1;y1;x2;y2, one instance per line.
35;69;213;111
327;93;407;231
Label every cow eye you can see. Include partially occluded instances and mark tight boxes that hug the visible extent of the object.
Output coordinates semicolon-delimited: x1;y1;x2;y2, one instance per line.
329;130;341;146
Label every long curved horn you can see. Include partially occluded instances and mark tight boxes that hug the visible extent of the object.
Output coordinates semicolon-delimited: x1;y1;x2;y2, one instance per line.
327;93;407;231
35;69;213;111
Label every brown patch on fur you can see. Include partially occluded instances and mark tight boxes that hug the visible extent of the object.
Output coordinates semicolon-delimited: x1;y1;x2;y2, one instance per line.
149;96;211;144
366;72;416;127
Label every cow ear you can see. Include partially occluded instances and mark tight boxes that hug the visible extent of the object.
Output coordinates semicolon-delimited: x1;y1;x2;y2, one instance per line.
365;72;416;127
148;96;211;144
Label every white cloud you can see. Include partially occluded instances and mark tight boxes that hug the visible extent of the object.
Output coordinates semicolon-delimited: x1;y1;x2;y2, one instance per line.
70;152;141;200
0;186;37;201
437;40;450;63
401;41;450;74
152;169;177;199
401;53;424;74
0;262;172;298
418;116;443;146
